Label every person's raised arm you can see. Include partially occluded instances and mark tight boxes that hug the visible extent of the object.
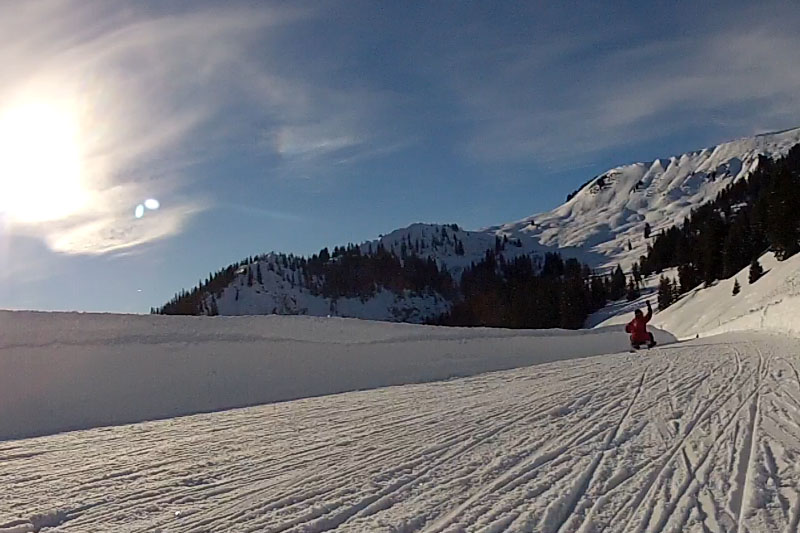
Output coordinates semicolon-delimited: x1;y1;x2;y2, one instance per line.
645;301;653;322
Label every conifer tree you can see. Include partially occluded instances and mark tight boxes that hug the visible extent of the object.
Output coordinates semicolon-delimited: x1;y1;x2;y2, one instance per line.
678;264;698;293
559;259;590;329
732;279;741;296
765;165;800;260
589;275;607;311
657;275;673;311
672;277;681;303
610;265;626;300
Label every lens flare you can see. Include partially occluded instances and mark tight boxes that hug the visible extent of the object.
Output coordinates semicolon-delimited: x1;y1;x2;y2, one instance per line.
134;204;145;219
144;198;160;210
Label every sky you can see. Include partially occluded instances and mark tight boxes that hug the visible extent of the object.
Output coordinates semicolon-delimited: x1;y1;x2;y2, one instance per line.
1;1;800;313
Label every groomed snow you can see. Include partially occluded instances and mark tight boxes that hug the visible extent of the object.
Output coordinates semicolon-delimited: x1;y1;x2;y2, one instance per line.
1;332;798;532
0;311;674;441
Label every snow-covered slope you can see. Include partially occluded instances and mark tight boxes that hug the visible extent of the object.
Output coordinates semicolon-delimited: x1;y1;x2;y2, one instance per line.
202;127;800;320
208;223;556;321
213;258;452;322
2;331;799;532
0;310;674;440
210;223;546;321
596;251;800;339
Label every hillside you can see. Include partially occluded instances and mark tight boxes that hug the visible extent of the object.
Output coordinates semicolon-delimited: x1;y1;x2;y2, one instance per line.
158;127;800;323
594;250;800;340
494;127;800;270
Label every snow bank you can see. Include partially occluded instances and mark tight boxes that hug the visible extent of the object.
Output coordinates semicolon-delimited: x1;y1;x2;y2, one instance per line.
595;252;800;339
0;311;675;440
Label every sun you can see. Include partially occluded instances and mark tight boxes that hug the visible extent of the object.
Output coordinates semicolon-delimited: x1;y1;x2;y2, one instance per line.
0;100;88;224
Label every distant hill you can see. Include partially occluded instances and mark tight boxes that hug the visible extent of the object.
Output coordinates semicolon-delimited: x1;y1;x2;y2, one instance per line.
157;127;800;326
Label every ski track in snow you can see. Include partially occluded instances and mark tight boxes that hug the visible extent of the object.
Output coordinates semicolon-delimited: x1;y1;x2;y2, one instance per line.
2;332;800;533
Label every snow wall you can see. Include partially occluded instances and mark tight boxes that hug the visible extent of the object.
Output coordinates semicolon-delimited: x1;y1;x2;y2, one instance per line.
0;311;675;440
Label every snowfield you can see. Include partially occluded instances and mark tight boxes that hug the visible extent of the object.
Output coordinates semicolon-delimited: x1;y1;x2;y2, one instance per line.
2;332;799;532
0;311;672;441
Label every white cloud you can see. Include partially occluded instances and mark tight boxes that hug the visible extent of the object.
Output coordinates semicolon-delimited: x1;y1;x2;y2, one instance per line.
0;2;286;254
0;1;394;254
446;14;800;163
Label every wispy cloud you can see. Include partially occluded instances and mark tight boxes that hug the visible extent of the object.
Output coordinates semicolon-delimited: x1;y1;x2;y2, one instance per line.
441;6;800;163
4;1;797;261
0;2;288;254
253;74;410;177
216;203;307;223
0;1;400;254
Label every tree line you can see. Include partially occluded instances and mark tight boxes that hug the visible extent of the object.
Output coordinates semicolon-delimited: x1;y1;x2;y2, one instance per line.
155;240;623;329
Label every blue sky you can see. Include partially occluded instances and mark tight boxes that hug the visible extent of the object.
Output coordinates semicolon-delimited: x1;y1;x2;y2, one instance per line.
1;1;800;312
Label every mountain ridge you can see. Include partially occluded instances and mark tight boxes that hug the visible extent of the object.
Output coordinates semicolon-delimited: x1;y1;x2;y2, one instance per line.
158;127;800;322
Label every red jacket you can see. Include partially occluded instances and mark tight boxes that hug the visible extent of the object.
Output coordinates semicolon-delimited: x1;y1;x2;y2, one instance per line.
625;308;652;343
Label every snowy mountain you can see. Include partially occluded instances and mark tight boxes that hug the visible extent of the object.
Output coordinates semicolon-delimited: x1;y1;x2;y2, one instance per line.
491;126;800;270
161;127;800;322
170;223;553;322
211;254;453;323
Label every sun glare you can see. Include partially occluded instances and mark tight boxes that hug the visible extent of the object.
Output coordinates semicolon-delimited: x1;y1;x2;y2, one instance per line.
0;100;88;224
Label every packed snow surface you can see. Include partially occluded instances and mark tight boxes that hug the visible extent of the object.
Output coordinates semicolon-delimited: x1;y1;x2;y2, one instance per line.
2;332;799;532
0;311;671;440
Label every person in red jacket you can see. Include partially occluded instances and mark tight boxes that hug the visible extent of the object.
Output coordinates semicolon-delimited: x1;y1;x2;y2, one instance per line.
626;301;656;349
